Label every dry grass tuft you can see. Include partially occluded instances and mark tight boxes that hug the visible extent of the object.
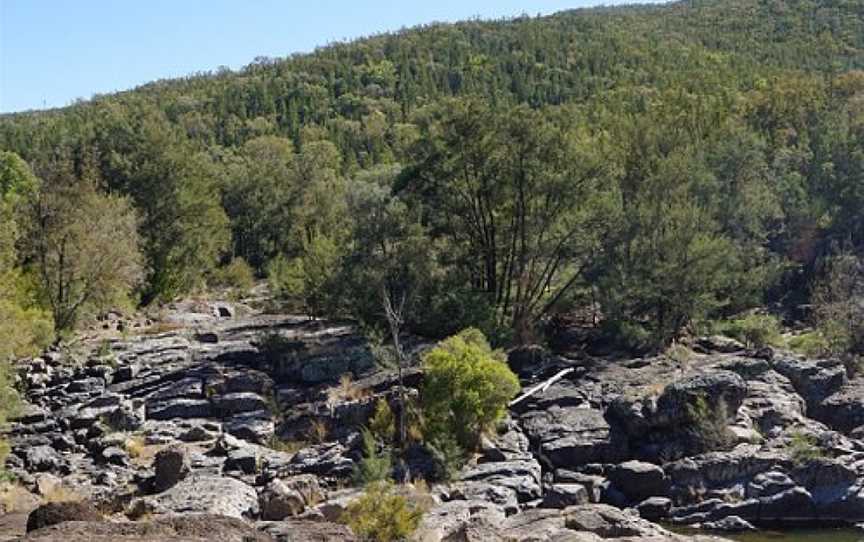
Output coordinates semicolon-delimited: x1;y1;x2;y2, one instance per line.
124;435;146;459
41;484;83;504
308;419;329;444
327;374;370;406
268;436;308;454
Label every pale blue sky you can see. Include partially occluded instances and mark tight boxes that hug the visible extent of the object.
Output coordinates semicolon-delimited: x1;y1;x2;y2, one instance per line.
0;0;659;113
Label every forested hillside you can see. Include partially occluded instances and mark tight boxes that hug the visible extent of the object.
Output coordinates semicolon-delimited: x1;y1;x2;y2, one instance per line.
2;0;864;354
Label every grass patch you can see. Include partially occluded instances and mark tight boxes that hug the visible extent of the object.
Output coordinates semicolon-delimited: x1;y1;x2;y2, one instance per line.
267;436;307;454
714;314;782;349
788;430;824;465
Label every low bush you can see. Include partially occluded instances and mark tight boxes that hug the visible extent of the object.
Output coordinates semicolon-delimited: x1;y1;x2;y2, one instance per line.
368;399;395;444
421;328;520;451
425;433;465;483
684;394;734;453
716;313;782;349
787;331;831;358
341;481;425;542
211;257;255;295
788;430;824;465
353;428;392;486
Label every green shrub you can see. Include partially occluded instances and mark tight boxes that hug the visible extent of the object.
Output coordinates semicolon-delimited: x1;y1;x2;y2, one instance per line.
211;257;255;294
716;313;782;348
266;253;300;299
426;433;466;483
787;431;824;465
603;320;654;353
684;394;734;453
368;399;395;444
421;328;520;451
341;481;425;542
353;428;392;486
787;331;831;357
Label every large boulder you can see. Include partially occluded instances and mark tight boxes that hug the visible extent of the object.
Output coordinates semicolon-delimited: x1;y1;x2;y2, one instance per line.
541;484;590;509
152;446;190;493
563;503;674;538
26;502;102;533
258;475;323;521
773;358;846;405
607;460;669;503
520;398;625;469
151;475;259;519
655;371;747;427
224;410;274;444
259;479;305;520
460;459;542;502
812;380;864;433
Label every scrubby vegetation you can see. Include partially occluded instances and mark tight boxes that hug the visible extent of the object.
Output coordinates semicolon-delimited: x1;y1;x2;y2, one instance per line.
421;329;520;451
340;481;426;542
684;395;734;454
715;314;783;349
787;430;825;465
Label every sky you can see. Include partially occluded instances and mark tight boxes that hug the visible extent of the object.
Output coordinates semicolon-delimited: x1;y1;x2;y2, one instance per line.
0;0;658;113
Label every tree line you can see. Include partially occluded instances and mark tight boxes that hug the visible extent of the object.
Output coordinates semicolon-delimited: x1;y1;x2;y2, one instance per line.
1;0;864;356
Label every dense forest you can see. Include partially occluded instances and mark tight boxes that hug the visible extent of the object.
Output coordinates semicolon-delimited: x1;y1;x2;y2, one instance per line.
2;0;864;359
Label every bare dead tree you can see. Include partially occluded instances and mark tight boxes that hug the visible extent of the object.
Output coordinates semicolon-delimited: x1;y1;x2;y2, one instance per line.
382;285;408;447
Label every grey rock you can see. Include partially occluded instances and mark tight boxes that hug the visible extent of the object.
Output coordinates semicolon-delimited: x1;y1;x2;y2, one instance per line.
178;424;217;442
449;481;519;513
151;475;258;518
541;483;590;508
655;370;747;426
759;487;816;521
100;445;128;466
693;336;746;354
521;402;624;469
461;459;542;502
636;496;672;520
67;377;104;394
564;503;674;538
25;445;64;473
147;398;212;420
773;357;847;415
703;515;756;532
608;460;668;502
152;446;190;493
258;475;322;521
289;442;355;478
212;392;269;416
224;410;274;444
225;447;259;474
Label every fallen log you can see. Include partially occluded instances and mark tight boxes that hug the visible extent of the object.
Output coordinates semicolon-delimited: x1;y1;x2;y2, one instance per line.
509;367;575;407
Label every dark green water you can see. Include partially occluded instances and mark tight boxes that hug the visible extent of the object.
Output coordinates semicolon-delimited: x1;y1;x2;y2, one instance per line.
726;528;863;541
672;526;863;541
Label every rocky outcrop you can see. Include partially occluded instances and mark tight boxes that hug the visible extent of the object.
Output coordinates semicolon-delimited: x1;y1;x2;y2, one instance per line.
8;301;864;539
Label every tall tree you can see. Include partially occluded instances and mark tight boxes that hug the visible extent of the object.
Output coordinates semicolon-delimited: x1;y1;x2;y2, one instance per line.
27;157;143;331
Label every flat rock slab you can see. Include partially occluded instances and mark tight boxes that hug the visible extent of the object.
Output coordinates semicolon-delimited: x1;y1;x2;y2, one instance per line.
150;476;258;519
21;515;273;541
